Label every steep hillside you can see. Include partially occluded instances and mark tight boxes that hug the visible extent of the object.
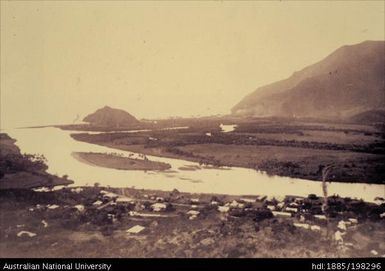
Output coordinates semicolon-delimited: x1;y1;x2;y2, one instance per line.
232;41;385;119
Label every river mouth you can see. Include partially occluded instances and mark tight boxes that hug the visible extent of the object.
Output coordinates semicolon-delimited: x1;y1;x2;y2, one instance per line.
5;127;385;202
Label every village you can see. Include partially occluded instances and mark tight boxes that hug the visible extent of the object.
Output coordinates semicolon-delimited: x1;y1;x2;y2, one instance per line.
1;185;384;258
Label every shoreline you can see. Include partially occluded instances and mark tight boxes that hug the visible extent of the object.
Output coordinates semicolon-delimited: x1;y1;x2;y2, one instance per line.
71;137;385;184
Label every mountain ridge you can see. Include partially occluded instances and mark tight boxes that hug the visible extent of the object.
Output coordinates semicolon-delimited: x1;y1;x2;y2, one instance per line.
232;40;385;119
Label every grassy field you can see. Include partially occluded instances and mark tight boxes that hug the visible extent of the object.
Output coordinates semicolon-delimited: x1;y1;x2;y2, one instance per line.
70;120;385;183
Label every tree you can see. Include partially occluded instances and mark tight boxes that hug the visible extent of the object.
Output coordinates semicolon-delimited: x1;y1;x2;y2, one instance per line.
321;164;333;214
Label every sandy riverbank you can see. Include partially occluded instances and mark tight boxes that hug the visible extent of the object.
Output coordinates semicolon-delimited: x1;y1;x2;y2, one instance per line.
72;152;171;171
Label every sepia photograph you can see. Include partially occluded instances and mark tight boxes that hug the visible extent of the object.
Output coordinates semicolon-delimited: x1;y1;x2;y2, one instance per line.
0;0;384;267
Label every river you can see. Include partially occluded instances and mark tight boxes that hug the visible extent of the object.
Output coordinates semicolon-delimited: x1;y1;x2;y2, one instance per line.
6;127;384;202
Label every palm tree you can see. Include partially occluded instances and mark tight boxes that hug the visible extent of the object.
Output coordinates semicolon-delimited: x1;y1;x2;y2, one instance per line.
321;165;333;214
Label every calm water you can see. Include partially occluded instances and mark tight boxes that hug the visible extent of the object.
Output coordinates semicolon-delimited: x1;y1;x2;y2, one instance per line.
6;127;385;202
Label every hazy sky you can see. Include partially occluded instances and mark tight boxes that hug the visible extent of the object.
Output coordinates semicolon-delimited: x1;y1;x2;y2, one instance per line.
1;1;384;128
